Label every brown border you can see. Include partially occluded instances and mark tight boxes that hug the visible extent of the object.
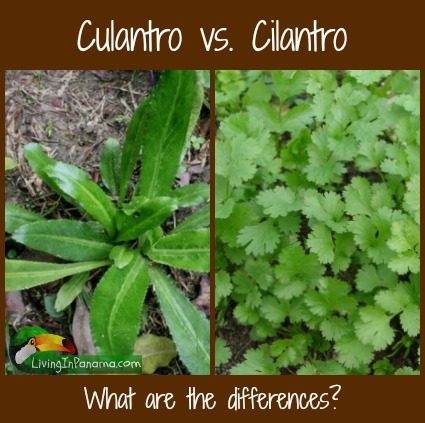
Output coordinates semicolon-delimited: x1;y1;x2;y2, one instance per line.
2;0;424;420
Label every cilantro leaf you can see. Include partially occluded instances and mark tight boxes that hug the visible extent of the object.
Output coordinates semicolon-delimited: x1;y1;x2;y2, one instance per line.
232;271;263;309
279;103;314;134
274;246;324;300
272;70;308;101
302;190;347;233
304;129;347;185
216;198;235;219
355;264;398;293
312;90;334;122
297;359;347;375
215;338;231;367
394;367;420;375
306;70;338;95
349;207;399;264
344;177;394;216
354;306;395;350
374;284;411;314
387;219;420;274
260;296;289;324
348;70;392;85
306;224;356;272
216;203;258;247
334;333;374;369
400;303;420;337
215;270;232;307
245;259;275;290
250;319;280;340
216;112;270;187
332;232;356;272
305;277;357;317
388;252;420;275
271;334;312;368
320;316;351;341
257;186;301;218
394;92;420;116
403;174;420;224
230;345;279;375
236;220;280;256
233;303;259;325
355;139;387;171
306;223;334;263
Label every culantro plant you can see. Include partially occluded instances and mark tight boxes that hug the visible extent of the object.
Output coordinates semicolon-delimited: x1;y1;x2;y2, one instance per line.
6;70;210;375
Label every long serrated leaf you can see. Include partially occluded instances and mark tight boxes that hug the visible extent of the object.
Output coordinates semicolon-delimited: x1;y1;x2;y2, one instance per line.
169;183;210;207
115;197;178;242
118;96;150;204
150;266;210;375
90;254;149;355
13;220;113;262
100;138;121;196
136;71;203;199
24;143;72;201
45;162;117;236
147;229;210;272
5;260;110;291
55;271;90;312
172;205;210;234
186;70;204;140
5;203;45;234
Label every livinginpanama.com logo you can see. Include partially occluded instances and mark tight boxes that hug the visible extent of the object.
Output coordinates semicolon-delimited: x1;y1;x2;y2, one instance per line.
9;326;142;374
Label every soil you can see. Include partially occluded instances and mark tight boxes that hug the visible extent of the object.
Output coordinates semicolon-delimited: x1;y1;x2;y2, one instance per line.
5;70;210;375
215;306;257;374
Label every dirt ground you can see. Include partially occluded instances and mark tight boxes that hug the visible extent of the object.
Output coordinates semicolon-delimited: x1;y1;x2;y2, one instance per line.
5;70;210;375
215;308;258;374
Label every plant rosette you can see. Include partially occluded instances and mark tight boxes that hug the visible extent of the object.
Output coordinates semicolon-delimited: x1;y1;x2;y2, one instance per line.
6;70;210;375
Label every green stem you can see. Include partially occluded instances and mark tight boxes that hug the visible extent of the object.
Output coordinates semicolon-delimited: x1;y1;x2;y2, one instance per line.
225;178;231;201
215;302;229;327
387;339;403;358
376;166;385;183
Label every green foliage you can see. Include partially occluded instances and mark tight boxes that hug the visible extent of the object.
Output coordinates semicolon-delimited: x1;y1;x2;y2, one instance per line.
6;204;45;234
100;138;121;196
91;254;150;355
215;338;231;366
215;70;420;375
6;259;110;290
230;345;280;375
55;272;89;312
13;220;113;261
134;71;204;200
5;71;210;375
150;267;210;375
147;229;210;272
116;197;178;241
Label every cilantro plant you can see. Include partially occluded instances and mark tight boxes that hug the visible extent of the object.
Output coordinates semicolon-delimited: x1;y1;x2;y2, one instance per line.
6;70;210;375
215;70;420;375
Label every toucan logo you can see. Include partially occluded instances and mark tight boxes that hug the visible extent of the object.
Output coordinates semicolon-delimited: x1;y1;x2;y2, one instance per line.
10;326;76;373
